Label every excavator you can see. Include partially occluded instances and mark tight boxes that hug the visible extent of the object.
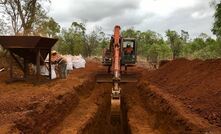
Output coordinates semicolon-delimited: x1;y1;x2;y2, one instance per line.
97;25;137;124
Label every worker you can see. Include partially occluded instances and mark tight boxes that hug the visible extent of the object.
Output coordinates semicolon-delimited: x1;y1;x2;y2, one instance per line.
124;44;133;61
124;44;133;55
51;50;67;79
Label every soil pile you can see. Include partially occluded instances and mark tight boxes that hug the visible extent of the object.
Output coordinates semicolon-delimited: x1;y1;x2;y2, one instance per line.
143;58;221;127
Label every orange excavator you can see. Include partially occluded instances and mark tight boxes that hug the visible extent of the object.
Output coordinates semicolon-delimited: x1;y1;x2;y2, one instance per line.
97;25;137;123
110;25;122;122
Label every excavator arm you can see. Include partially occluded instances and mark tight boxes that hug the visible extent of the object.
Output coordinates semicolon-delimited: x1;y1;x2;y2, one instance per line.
111;25;122;123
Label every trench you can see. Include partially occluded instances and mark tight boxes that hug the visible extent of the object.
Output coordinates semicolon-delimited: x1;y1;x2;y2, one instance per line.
11;77;208;134
76;83;130;134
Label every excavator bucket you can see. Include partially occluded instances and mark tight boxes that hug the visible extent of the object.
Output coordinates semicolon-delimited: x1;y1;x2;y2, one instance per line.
111;98;121;124
96;73;138;83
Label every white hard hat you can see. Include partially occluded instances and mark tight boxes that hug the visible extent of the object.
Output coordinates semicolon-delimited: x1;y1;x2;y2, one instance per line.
51;50;57;54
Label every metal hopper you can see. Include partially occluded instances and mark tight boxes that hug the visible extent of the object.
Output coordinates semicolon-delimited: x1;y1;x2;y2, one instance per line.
0;36;58;82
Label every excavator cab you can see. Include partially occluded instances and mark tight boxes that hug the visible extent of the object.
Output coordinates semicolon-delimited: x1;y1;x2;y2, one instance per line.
102;37;137;70
121;38;136;66
98;36;138;83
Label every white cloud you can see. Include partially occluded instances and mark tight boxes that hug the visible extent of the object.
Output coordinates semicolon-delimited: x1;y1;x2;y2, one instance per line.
139;0;199;17
49;0;215;38
191;11;213;19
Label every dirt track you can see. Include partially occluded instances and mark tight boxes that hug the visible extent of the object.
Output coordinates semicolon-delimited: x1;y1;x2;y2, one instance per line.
0;59;221;133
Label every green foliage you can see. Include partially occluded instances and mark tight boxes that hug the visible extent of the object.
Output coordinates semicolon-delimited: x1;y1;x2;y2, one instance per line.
85;26;108;56
122;28;138;38
166;30;183;59
55;22;109;57
193;38;221;59
182;34;221;59
212;1;221;38
147;43;172;62
56;22;86;55
181;30;189;42
36;17;61;37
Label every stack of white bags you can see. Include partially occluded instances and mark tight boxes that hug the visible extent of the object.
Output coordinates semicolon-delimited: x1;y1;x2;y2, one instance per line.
63;54;86;70
38;54;86;79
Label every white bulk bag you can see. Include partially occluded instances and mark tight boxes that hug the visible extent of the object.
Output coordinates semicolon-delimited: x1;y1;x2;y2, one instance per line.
64;55;73;70
72;54;86;69
51;65;56;79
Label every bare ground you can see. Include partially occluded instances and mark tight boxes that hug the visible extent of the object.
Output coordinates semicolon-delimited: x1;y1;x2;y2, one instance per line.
0;59;220;133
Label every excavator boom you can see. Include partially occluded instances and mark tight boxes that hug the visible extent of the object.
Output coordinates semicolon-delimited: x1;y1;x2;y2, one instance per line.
96;25;138;125
113;25;121;80
111;26;121;123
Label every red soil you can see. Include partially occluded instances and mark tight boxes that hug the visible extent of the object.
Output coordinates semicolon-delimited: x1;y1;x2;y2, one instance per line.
142;58;221;128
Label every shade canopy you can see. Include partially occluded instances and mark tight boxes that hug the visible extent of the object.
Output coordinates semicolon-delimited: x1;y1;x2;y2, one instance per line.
0;36;58;64
0;36;57;49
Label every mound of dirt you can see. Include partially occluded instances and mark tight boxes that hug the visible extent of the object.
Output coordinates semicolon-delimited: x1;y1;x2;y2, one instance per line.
142;58;221;127
158;60;170;68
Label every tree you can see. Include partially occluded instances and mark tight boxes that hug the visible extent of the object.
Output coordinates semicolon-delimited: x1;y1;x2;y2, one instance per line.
57;21;86;55
212;1;221;38
0;0;50;35
199;33;209;41
85;26;107;56
181;30;189;43
122;27;137;38
0;0;6;4
85;30;99;57
0;18;9;35
182;33;220;59
139;30;163;58
166;30;183;59
35;17;60;37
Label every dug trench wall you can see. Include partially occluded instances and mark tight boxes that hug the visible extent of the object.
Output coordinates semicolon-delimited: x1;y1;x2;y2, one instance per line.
76;83;130;134
77;86;111;134
120;82;210;134
11;78;96;134
138;81;219;133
